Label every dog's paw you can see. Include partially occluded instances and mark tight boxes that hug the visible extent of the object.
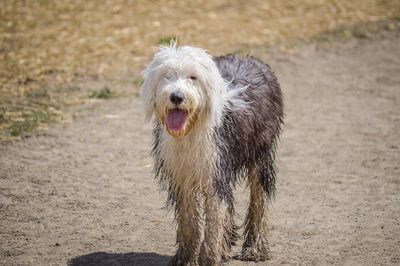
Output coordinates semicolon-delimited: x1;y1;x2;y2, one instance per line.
168;254;199;266
235;246;271;262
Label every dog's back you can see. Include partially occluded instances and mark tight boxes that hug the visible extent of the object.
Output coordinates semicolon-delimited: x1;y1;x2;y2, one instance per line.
214;55;284;198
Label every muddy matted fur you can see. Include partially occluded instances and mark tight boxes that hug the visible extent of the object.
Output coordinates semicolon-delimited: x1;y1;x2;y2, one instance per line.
142;46;284;265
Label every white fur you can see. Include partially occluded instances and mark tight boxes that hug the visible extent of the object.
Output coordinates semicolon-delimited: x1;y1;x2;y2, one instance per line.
142;45;244;125
141;45;244;191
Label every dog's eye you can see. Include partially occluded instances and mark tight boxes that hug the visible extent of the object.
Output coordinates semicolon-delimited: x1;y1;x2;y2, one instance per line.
189;75;197;80
164;73;173;80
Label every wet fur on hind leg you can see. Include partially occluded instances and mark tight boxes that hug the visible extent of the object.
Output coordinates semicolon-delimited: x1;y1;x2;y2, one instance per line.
237;167;272;261
142;45;284;265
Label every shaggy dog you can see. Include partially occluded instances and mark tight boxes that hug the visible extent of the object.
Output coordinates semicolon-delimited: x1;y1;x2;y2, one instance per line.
141;44;284;265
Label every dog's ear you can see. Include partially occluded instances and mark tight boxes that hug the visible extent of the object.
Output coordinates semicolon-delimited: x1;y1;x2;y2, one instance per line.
141;46;177;121
141;52;165;121
141;66;157;121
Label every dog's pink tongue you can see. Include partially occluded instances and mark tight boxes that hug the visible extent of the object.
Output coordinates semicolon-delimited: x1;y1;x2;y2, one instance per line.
166;109;188;131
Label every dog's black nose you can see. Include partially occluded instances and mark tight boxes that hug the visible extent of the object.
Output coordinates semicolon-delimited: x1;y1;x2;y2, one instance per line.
170;91;184;105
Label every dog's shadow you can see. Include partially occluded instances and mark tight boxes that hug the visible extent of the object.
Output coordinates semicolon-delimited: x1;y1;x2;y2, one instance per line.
69;252;171;266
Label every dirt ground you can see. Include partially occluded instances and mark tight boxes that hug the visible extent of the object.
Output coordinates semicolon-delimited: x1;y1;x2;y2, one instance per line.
1;32;400;265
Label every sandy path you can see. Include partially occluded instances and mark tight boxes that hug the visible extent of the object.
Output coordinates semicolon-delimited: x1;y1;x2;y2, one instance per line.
1;34;400;266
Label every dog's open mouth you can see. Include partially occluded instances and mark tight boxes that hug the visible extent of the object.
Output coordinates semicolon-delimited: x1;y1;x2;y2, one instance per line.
166;108;188;133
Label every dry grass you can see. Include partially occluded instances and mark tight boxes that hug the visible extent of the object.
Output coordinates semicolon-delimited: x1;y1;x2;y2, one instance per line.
1;0;400;140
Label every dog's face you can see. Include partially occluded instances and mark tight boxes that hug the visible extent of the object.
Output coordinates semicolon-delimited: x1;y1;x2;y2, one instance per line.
153;67;202;137
142;45;226;138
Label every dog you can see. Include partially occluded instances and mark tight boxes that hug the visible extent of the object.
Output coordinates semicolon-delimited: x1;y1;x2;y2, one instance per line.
141;44;284;265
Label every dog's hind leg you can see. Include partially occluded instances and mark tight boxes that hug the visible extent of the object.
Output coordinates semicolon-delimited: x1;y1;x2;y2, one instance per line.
169;190;202;266
238;166;271;261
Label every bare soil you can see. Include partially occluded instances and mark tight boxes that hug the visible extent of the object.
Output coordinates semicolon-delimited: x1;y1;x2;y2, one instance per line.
1;33;400;265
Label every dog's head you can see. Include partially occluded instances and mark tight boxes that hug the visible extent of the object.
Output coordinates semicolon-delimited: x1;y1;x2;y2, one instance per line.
141;45;227;138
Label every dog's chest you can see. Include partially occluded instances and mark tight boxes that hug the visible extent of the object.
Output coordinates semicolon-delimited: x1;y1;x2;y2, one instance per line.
159;132;217;184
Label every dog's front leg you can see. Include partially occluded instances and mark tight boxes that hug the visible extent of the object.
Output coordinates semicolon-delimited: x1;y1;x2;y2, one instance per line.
169;191;202;266
199;185;230;265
